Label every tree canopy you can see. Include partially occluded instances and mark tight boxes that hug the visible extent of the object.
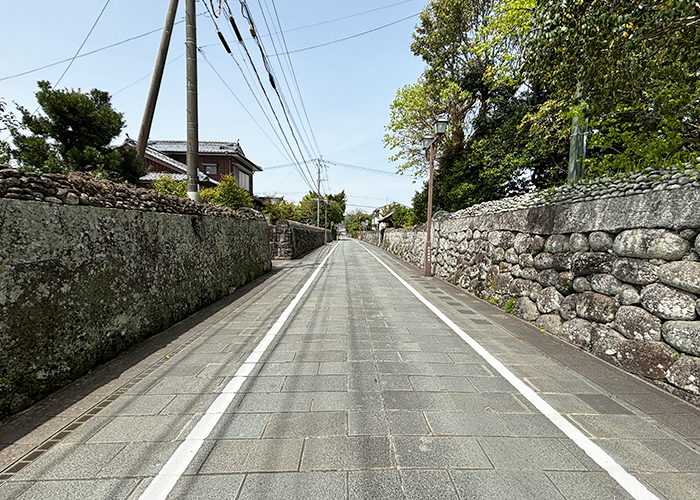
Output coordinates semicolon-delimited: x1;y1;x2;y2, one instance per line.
1;81;142;183
294;191;347;229
386;0;700;220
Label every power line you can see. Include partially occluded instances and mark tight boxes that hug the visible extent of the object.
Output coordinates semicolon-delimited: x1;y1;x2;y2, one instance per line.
55;0;112;87
0;15;206;83
271;13;420;56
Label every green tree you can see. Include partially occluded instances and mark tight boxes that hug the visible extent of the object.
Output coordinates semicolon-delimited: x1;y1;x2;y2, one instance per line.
294;191;346;229
151;175;187;197
263;196;296;224
380;202;414;228
200;174;253;210
344;209;372;237
526;0;700;174
3;81;142;183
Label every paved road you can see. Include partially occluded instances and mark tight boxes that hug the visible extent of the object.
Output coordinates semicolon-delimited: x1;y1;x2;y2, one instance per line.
1;238;700;499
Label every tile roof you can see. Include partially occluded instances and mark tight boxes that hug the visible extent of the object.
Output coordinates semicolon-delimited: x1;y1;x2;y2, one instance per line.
148;140;244;156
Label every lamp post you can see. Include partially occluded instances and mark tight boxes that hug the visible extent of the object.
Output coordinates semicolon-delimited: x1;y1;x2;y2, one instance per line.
421;118;448;277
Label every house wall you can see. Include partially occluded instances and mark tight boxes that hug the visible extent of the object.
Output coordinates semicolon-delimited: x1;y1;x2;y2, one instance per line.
158;153;253;194
0;169;271;418
359;167;700;405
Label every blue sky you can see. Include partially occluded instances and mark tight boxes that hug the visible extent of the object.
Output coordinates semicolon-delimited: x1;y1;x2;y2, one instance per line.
0;0;429;212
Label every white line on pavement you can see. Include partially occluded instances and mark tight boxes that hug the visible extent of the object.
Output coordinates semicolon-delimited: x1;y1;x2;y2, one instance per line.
138;242;339;500
358;242;660;500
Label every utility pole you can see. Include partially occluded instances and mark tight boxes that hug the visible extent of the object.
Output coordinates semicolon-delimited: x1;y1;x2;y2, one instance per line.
136;0;179;165
185;0;200;201
324;199;328;245
316;159;321;227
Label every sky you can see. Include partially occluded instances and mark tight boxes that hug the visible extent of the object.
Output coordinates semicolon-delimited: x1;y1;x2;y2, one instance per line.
0;0;430;213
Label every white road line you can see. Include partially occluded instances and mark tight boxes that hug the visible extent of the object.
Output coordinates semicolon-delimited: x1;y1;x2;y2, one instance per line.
138;243;339;500
359;242;660;500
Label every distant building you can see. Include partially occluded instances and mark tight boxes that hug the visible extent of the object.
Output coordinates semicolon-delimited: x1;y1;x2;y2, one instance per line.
135;140;218;189
147;140;263;196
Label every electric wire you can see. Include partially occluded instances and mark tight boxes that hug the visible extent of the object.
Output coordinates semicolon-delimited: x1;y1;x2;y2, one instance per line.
238;0;319;193
202;0;316;192
268;0;321;157
256;0;319;162
271;12;420;57
54;0;112;88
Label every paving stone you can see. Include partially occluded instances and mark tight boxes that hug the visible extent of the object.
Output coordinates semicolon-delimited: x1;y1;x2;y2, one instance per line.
258;362;320;376
386;411;431;435
451;470;566;500
498;413;567;437
348;411;389;436
199;438;303;473
300;436;394;470
401;469;459;500
375;362;435;375
237;472;346;500
478;437;588;470
318;361;377;375
311;392;384;411
263;412;345;438
166;474;245;499
349;470;403;500
381;391;456;411
236;393;314;413
450;393;532;413
591;438;677;472
393;435;491;469
86;414;198;444
545;471;634;500
636;472;700;500
209;412;270;439
409;375;477;392
425;411;512;436
281;375;346;392
570;414;673;439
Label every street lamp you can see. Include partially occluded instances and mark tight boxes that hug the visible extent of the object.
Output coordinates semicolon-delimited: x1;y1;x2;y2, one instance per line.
421;117;448;277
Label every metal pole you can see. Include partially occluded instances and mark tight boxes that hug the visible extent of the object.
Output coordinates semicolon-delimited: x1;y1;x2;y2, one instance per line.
316;160;321;227
423;140;435;277
136;0;179;165
324;199;328;245
185;0;200;201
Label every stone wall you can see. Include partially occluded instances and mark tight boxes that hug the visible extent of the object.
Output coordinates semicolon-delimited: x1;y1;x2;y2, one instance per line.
270;219;332;259
360;167;700;403
0;169;271;418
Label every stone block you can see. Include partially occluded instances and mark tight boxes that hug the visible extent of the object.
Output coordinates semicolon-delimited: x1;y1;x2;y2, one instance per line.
545;235;569;253
617;284;640;305
521;267;540;281
613;229;690;260
571;252;616;276
494;273;514;295
612;340;677;380
657;261;700;295
666;356;700;396
519;253;534;268
560;318;593;349
555;272;574;295
589;231;613;251
662;321;700;356
573;277;591;293
591;274;622;296
569;233;589;252
538;269;559;288
576;291;619;323
640;283;697;321
532;235;546;254
560;294;579;321
513;233;533;254
488;230;514;249
537;287;564;314
512;297;539;321
612;305;662;341
505;247;519;264
612;258;658;285
552;253;572;272
533;252;554;270
536;314;562;335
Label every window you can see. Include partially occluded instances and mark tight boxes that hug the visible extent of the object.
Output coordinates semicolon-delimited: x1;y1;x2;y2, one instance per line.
237;169;251;191
204;164;217;175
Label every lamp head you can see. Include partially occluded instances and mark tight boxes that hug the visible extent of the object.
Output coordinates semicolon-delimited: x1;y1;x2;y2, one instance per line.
434;117;449;136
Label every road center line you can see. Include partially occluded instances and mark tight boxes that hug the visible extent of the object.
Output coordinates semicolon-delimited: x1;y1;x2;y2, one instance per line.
358;242;659;500
138;242;339;500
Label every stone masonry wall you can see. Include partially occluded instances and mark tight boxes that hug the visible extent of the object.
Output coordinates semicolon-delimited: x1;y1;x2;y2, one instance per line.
0;169;271;418
360;167;700;404
271;219;332;259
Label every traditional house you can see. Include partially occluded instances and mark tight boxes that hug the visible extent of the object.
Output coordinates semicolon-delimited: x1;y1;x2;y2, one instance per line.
147;140;262;196
135;140;218;189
